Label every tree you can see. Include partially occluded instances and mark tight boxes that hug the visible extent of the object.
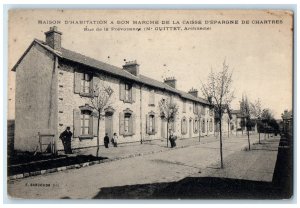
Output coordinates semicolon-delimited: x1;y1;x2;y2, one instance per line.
158;98;179;147
90;78;114;157
261;108;274;139
250;98;263;144
196;106;203;142
201;60;234;168
239;95;246;135
240;94;251;150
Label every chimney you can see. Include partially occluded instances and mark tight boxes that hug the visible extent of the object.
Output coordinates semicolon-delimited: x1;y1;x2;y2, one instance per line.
45;26;62;51
123;60;139;76
188;88;198;97
164;77;177;88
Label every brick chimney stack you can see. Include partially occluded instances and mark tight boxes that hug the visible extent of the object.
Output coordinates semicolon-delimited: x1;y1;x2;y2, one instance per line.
123;60;139;76
164;77;177;88
188;88;198;97
45;26;62;51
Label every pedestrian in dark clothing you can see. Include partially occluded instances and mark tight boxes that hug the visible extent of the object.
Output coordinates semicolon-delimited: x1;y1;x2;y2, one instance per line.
169;131;177;148
59;127;73;154
104;133;110;148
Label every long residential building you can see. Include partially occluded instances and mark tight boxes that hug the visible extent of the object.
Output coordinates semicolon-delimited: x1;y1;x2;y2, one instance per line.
12;26;215;152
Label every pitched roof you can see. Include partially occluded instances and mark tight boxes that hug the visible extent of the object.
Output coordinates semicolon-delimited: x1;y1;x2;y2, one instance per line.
13;39;210;105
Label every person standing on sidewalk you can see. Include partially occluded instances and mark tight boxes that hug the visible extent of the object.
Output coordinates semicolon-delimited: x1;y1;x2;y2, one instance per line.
169;131;177;148
112;133;118;147
104;133;110;148
59;127;73;154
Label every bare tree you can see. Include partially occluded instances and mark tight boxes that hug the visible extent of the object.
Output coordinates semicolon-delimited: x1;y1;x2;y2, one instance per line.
201;60;234;168
196;107;203;142
158;98;179;147
250;98;263;144
240;95;251;150
90;78;114;157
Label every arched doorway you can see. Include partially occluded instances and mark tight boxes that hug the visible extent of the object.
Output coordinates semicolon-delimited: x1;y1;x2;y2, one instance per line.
189;118;192;139
104;106;115;139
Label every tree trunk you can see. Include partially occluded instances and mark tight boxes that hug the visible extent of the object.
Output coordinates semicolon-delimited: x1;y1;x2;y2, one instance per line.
258;132;261;144
96;116;100;158
247;130;251;150
219;119;224;169
199;118;201;142
228;120;229;138
166;122;169;147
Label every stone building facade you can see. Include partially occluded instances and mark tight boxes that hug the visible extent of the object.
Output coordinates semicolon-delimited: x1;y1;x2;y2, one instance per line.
12;26;215;152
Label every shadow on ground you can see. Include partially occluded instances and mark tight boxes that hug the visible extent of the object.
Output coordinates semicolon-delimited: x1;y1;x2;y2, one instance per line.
93;135;293;199
8;154;108;176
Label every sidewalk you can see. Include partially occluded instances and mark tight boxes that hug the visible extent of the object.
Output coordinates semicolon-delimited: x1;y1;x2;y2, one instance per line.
76;134;220;159
76;133;262;160
193;136;281;182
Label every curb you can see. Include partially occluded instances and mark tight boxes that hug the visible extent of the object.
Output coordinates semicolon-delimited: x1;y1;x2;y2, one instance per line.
8;142;195;181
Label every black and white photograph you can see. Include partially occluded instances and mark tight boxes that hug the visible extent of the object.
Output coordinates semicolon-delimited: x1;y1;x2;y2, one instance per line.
6;9;293;200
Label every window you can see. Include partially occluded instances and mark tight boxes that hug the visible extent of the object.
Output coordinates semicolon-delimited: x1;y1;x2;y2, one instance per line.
80;73;91;93
73;105;97;139
181;117;187;135
74;71;94;96
209;118;213;132
202;119;206;133
194;119;199;133
209;109;213;116
146;112;156;135
119;109;136;136
193;102;196;114
201;106;205;115
149;115;154;132
120;82;135;103
80;110;91;135
183;100;186;113
149;89;155;106
124;113;131;133
125;83;132;101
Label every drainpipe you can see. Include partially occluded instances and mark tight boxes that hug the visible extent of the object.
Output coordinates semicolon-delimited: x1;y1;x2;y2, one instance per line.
52;56;59;155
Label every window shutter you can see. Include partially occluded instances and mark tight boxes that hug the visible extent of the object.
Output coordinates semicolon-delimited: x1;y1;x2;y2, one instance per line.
93;112;98;136
131;113;136;135
149;90;155;105
89;114;93;135
155;115;158;134
74;71;82;94
119;82;125;101
93;76;100;96
149;91;152;105
119;112;124;135
181;119;184;134
73;109;81;137
145;114;148;134
132;85;136;103
185;120;188;134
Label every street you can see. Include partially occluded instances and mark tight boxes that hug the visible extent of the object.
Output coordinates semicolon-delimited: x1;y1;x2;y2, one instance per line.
7;134;280;199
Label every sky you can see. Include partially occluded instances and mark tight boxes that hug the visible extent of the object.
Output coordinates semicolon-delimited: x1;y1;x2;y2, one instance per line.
7;10;293;119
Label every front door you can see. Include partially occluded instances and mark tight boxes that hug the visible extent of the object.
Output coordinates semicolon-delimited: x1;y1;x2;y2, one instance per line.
105;112;113;139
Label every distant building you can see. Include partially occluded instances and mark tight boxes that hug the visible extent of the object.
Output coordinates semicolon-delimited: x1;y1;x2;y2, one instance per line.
281;110;293;135
12;26;215;152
